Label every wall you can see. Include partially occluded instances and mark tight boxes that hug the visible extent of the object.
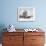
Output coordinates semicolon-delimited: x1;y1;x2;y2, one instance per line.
0;0;46;43
0;0;46;30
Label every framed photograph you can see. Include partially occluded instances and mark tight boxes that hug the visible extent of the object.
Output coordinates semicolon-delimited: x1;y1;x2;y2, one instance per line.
17;7;35;21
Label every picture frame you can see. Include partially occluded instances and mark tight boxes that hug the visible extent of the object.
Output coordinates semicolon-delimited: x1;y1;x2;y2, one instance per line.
17;7;35;21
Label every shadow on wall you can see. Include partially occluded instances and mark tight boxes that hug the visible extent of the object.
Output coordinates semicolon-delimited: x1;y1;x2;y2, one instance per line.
0;24;7;43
